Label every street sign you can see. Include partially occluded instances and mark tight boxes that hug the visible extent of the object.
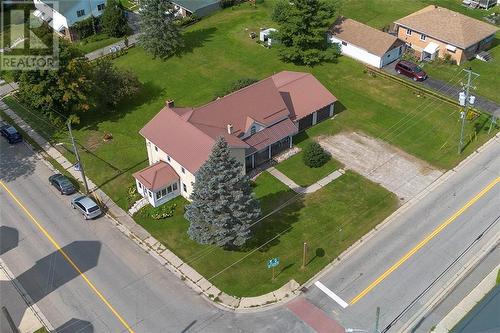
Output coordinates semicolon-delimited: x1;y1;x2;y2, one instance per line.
267;257;280;269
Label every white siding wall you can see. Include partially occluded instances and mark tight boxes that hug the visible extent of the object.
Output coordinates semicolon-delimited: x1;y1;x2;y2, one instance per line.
146;139;196;200
329;35;383;68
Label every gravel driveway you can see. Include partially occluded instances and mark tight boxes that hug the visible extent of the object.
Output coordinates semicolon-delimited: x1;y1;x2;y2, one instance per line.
318;132;444;202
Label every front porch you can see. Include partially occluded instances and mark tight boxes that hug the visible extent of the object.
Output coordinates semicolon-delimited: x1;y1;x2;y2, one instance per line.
133;161;181;207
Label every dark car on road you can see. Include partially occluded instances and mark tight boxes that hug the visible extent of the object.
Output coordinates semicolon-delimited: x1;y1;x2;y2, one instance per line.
71;195;102;220
395;60;427;81
0;122;23;144
49;173;76;195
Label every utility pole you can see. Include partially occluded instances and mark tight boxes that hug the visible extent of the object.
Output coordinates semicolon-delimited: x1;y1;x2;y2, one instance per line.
302;242;308;269
67;120;90;194
458;68;479;154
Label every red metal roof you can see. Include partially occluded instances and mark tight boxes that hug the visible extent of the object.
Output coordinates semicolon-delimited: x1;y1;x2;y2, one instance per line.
244;118;298;152
133;161;179;191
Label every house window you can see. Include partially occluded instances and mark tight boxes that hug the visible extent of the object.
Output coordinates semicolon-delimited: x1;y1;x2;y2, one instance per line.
162;188;167;196
406;28;412;36
148;190;152;198
181;167;185;174
156;191;161;200
341;41;347;46
167;155;171;162
76;9;85;17
182;183;187;192
250;126;256;135
173;183;178;191
138;182;142;190
154;145;158;152
167;185;172;193
97;3;105;11
420;34;426;41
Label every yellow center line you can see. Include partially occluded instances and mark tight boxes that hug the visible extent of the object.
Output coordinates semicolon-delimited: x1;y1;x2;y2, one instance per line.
350;176;500;305
0;180;135;333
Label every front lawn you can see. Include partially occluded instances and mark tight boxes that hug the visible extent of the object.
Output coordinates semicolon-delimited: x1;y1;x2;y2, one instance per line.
135;171;397;297
275;151;342;187
252;171;296;214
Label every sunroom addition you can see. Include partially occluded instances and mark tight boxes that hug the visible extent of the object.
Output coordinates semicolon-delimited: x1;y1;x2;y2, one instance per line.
133;161;180;207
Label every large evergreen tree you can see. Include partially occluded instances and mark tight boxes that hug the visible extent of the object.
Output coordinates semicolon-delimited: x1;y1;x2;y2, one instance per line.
273;0;340;66
185;137;261;248
138;0;184;59
101;0;128;37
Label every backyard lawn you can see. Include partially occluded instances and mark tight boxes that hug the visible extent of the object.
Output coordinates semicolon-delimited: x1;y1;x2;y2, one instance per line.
75;33;124;54
274;151;342;187
135;171;398;297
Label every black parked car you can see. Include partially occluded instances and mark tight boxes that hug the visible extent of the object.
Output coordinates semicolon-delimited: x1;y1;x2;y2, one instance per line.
0;122;23;144
49;173;76;195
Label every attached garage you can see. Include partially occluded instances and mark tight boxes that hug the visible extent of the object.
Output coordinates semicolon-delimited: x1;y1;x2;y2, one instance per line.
328;17;405;68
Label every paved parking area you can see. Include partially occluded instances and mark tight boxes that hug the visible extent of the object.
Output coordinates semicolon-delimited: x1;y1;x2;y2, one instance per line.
318;132;443;201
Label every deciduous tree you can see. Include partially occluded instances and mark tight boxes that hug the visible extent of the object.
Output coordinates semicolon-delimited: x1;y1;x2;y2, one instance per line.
102;0;128;37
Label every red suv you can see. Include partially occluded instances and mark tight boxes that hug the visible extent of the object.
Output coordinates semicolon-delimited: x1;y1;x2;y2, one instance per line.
395;60;427;81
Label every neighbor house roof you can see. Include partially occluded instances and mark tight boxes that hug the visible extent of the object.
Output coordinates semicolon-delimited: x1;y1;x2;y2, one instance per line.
329;17;405;57
172;0;219;12
394;5;498;49
133;161;179;191
139;71;337;174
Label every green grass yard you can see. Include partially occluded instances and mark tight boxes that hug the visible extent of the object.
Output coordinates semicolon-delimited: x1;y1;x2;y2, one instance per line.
4;1;496;212
75;33;124;54
135;171;398;296
274;151;342;187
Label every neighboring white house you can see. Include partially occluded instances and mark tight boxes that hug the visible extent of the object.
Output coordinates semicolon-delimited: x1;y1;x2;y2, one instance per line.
328;17;405;68
32;0;107;40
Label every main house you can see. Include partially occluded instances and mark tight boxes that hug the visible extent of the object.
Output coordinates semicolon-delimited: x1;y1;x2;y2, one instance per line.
33;0;107;41
394;5;498;65
133;71;337;207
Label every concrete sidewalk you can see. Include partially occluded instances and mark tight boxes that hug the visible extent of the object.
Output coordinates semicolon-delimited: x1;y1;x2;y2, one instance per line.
268;167;345;194
85;33;140;61
384;62;500;116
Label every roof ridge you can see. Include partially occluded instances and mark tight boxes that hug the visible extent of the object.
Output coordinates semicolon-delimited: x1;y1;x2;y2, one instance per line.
273;71;310;89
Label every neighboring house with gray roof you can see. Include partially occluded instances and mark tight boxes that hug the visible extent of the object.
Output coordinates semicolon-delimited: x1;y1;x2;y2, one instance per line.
172;0;220;17
33;0;106;40
394;5;498;65
133;71;337;207
328;17;405;68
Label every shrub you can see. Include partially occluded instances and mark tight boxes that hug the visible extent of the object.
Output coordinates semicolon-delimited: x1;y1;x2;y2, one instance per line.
220;0;235;8
151;203;177;220
127;184;141;208
302;142;330;168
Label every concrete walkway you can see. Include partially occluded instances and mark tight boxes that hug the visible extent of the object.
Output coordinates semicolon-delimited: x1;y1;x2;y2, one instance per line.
0;97;302;311
433;264;500;333
384;62;500;117
268;167;345;194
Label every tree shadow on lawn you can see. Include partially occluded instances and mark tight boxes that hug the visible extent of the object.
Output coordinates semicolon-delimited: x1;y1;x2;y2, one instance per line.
176;27;217;55
76;81;165;131
241;193;305;253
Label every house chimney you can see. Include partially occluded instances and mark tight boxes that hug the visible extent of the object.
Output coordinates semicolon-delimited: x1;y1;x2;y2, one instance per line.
166;100;174;108
227;124;233;134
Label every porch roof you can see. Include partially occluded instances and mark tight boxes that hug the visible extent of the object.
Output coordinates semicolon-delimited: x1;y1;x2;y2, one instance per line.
244;118;298;153
133;161;179;191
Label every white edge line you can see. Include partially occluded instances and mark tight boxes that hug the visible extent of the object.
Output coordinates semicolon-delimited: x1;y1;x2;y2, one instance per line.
314;281;348;309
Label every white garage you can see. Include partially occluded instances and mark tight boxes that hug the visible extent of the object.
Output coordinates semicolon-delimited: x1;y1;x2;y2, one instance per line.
328;17;405;68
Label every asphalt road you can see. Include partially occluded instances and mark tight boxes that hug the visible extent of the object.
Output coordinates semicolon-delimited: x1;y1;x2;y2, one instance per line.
1;122;499;333
305;136;500;332
0;138;312;332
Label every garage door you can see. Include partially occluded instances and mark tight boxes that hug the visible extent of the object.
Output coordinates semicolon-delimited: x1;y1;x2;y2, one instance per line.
316;106;331;123
298;114;313;131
